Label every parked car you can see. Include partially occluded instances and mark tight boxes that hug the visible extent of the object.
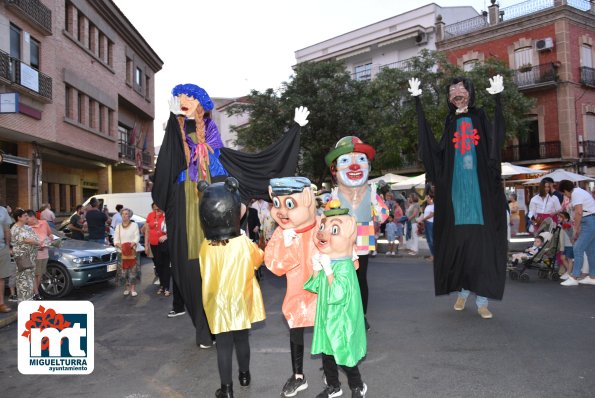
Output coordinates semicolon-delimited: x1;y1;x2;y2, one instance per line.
40;227;119;298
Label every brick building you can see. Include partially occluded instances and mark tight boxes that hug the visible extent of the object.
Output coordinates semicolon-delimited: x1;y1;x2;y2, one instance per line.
436;0;595;176
0;0;162;215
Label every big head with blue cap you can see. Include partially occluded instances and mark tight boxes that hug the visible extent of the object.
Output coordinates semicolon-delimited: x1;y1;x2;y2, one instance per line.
268;177;317;231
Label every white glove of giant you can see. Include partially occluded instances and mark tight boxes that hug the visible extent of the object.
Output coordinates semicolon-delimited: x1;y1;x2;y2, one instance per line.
408;78;422;97
312;252;323;272
486;74;504;95
168;95;185;115
282;228;298;247
294;106;310;127
319;254;333;276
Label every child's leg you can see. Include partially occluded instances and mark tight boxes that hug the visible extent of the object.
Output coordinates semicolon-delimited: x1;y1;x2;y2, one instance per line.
340;363;364;390
233;329;250;373
216;331;234;385
289;327;305;376
322;353;341;388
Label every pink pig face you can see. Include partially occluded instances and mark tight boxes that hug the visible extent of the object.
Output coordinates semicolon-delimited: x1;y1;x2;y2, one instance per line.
269;189;316;230
314;214;357;258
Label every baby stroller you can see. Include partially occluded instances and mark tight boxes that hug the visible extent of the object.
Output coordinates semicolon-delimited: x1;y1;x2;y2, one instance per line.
508;218;561;282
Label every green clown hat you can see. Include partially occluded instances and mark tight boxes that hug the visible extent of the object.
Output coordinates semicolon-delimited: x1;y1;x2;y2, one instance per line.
325;136;376;167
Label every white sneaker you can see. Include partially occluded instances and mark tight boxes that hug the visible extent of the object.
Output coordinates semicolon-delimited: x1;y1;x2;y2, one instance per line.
559;272;570;280
371;251;377;257
578;276;595;285
560;277;579;286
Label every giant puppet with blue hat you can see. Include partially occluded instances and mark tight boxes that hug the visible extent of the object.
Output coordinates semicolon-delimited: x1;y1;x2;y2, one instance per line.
152;83;309;348
325;136;389;331
263;176;320;397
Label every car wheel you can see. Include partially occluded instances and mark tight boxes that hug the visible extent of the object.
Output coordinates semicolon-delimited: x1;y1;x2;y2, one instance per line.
41;262;73;298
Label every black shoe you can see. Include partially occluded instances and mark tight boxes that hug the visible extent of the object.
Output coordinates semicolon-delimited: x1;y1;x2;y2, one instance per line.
167;310;185;318
33;294;42;301
281;374;308;397
238;370;250;387
315;384;342;398
351;383;367;398
364;317;370;331
215;383;233;398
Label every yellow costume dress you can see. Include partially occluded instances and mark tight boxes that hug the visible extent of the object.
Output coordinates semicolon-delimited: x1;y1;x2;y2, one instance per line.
199;235;266;334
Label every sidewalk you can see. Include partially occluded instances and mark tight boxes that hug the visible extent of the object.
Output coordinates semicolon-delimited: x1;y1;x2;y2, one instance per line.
0;302;17;328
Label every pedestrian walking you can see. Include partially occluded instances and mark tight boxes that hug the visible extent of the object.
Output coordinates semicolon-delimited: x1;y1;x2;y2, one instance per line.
0;203;13;312
420;195;435;261
145;203;170;296
85;198;108;244
26;210;53;300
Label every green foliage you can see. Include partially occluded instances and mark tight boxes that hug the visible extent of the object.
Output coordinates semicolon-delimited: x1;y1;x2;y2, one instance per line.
226;50;535;183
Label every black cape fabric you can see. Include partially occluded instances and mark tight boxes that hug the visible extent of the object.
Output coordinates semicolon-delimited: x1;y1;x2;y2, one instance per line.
416;96;508;300
152;112;300;342
220;123;301;202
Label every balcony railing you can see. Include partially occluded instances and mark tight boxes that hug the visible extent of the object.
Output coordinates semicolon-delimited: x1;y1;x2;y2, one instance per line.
0;49;52;101
379;57;416;72
584;141;595;158
444;14;489;38
6;0;52;35
513;63;557;89
580;66;595;87
119;142;136;161
142;151;152;167
502;141;561;162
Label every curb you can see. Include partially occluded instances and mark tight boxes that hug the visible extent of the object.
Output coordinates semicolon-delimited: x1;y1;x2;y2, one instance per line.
0;311;17;328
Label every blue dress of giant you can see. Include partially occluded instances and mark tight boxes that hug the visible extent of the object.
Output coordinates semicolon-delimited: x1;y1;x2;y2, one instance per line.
415;78;508;300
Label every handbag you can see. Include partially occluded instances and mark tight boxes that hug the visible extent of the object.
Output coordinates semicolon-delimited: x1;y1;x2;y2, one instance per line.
15;255;34;272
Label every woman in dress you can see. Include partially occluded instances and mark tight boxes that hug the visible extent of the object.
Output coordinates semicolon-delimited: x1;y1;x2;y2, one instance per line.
404;193;421;255
10;208;40;302
528;179;561;233
114;208;140;297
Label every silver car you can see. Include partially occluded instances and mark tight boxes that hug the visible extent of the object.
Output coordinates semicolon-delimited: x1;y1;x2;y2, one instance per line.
41;228;118;298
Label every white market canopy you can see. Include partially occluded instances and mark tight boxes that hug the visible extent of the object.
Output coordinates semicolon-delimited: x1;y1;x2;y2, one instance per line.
523;169;595;185
501;162;547;177
391;173;426;190
369;173;409;185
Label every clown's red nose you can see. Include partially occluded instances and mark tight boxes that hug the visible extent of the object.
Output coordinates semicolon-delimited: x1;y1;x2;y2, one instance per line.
349;164;360;171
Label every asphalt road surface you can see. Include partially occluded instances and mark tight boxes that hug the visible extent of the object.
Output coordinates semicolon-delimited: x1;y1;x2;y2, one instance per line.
1;253;594;398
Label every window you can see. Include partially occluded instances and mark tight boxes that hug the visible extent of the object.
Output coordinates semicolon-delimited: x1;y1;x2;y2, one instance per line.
70;185;77;211
30;38;40;70
59;184;67;212
89;99;95;129
65;86;72;118
77;92;83;123
98;33;105;61
126;58;132;84
354;63;372;81
99;105;105;133
118;124;130;143
135;67;142;87
514;47;533;70
586;113;595;141
581;44;593;68
145;75;150;98
463;60;477;71
77;11;84;42
10;24;21;59
107;41;114;66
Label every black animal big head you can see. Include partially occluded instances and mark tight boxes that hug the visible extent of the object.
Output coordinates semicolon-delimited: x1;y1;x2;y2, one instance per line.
198;177;241;240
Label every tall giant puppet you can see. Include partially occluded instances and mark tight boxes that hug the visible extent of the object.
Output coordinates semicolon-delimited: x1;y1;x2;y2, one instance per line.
152;83;308;345
325;137;388;330
409;75;508;319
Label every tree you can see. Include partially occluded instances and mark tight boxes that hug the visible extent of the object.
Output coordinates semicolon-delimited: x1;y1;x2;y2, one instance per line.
227;50;535;184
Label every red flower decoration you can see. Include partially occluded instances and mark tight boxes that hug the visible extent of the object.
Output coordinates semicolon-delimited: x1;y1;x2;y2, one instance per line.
21;305;72;350
453;120;480;155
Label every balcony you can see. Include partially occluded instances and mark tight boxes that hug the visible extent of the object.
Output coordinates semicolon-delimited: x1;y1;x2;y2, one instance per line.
6;0;52;35
142;151;152;167
580;66;595;87
0;49;52;102
119;142;136;162
512;63;558;90
502;141;561;162
444;14;489;39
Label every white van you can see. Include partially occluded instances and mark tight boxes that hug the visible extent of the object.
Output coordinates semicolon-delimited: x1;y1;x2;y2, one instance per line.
82;192;153;218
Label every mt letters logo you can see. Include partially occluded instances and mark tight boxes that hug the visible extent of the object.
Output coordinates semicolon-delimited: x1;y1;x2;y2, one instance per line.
18;301;94;374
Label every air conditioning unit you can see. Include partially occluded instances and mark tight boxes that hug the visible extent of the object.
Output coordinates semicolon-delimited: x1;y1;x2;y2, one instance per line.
415;32;428;46
535;37;554;51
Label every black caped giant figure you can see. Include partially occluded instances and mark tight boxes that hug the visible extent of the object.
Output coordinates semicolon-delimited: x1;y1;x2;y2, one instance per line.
409;75;508;319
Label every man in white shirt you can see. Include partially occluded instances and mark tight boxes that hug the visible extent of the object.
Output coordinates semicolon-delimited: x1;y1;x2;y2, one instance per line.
110;204;124;236
558;179;595;286
40;203;56;229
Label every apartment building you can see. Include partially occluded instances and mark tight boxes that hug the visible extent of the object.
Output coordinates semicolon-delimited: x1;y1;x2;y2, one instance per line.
436;0;595;175
0;0;163;213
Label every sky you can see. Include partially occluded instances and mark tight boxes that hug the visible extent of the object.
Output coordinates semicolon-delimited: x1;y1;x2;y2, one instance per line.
112;0;517;145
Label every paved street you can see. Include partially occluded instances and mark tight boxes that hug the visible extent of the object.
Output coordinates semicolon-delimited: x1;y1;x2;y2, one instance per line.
1;251;594;398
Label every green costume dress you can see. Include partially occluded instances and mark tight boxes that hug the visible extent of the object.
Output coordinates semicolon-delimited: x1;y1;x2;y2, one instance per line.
304;258;367;367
